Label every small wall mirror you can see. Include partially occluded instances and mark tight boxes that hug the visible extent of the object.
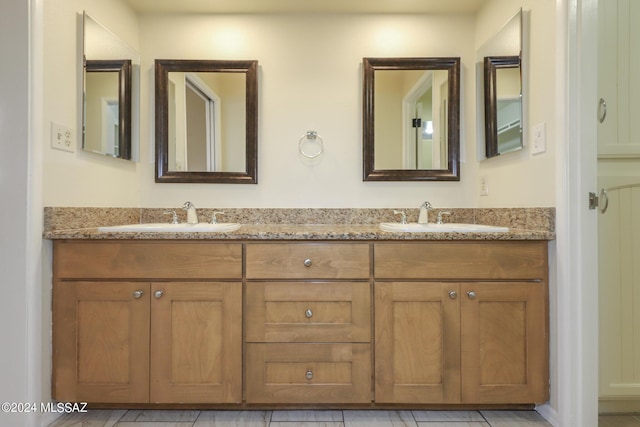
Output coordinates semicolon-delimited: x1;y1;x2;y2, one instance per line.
82;12;138;160
477;9;524;159
155;59;258;183
363;57;460;181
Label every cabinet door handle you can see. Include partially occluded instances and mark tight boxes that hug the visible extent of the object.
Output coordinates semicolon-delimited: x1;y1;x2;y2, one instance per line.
449;290;458;299
303;258;312;267
132;290;144;299
305;308;313;318
306;370;313;380
154;290;164;299
467;291;476;300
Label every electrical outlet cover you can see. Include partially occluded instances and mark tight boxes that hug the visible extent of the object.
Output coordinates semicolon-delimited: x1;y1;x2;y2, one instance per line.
51;122;75;153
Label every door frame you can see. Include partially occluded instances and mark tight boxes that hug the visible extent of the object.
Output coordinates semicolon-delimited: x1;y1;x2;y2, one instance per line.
550;0;599;426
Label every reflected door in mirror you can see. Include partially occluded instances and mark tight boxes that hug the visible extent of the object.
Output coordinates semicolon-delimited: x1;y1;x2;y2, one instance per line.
373;70;449;171
167;72;246;173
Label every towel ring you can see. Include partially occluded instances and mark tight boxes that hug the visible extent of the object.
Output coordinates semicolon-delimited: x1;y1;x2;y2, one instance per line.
298;131;324;159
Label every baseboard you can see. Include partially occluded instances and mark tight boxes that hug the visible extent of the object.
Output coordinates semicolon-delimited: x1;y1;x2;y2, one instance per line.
536;403;560;426
599;399;640;414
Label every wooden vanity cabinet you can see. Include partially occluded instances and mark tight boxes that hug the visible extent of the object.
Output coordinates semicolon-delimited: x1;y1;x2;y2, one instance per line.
374;241;549;405
244;242;372;404
52;241;243;404
52;238;549;407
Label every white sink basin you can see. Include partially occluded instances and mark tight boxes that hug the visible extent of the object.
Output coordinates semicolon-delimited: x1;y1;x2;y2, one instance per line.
379;222;509;233
98;222;241;233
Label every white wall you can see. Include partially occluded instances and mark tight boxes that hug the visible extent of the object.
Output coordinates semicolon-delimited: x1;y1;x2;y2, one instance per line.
42;3;559;210
42;4;560;210
476;0;557;207
136;13;478;208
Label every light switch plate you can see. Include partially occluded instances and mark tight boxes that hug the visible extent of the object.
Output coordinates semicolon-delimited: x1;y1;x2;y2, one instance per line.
480;176;489;196
531;122;546;155
51;122;75;153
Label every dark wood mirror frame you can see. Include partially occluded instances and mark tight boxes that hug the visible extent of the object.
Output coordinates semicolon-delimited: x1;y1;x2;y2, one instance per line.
483;55;521;159
155;59;258;184
363;57;460;181
84;59;132;160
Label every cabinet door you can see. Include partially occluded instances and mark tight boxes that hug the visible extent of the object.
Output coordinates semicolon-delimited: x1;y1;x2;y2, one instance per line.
460;282;548;403
150;282;242;403
598;0;640;157
375;282;460;403
53;281;150;403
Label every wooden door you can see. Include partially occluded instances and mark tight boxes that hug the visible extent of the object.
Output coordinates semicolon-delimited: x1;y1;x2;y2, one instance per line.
149;282;242;403
53;281;150;403
374;282;461;403
597;0;640;157
460;282;548;403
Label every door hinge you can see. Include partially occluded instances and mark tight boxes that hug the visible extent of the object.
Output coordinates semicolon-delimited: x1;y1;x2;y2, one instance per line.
588;192;599;210
412;118;422;128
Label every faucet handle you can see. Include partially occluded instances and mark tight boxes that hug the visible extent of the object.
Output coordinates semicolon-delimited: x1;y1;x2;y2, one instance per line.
436;211;451;225
211;211;225;224
393;210;407;224
163;210;178;224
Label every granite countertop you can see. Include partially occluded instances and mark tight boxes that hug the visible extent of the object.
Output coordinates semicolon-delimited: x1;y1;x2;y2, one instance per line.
43;207;555;241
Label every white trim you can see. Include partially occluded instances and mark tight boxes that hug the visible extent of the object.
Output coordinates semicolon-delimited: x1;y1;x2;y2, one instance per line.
536;404;560;427
28;0;47;426
557;0;600;426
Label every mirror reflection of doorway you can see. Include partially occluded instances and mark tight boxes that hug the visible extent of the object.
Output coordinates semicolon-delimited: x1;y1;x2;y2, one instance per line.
101;98;119;157
168;73;222;172
402;70;448;170
184;75;221;172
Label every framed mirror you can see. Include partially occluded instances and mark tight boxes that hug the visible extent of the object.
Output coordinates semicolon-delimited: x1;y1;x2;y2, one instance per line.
155;59;258;184
84;59;131;159
82;12;138;160
477;9;524;159
363;57;460;181
484;56;521;158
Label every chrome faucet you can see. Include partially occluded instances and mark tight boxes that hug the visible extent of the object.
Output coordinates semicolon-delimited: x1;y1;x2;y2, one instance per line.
418;201;433;224
393;210;407;224
436;211;451;225
211;211;225;224
163;210;179;224
182;201;198;224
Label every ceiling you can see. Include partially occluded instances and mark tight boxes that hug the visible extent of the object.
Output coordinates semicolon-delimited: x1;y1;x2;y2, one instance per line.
123;0;488;14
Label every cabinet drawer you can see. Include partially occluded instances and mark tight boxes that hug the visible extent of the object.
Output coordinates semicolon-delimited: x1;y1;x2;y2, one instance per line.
374;241;547;280
246;243;370;279
245;343;371;403
246;282;370;343
54;241;242;279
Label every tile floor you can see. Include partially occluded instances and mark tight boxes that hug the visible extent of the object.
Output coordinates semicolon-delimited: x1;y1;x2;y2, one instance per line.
48;409;555;427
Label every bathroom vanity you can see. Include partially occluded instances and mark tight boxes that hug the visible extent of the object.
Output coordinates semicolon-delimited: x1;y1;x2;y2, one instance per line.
48;210;552;409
